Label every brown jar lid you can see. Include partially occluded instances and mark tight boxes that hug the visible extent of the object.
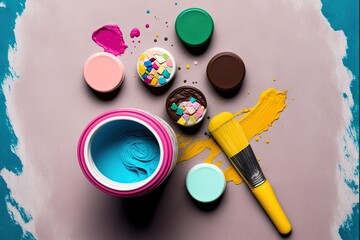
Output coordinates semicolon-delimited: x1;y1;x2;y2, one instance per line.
206;52;246;92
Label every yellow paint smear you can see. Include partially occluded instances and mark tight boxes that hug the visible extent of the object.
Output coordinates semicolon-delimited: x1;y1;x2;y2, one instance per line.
177;88;287;184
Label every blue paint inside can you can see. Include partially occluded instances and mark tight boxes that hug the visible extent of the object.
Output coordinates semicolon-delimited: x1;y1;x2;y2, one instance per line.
91;119;160;183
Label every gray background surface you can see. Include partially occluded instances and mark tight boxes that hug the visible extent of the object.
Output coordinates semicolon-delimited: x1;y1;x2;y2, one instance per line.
5;0;346;239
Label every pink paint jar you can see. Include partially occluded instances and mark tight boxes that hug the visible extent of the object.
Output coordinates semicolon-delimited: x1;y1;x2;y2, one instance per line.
83;52;125;93
77;108;178;197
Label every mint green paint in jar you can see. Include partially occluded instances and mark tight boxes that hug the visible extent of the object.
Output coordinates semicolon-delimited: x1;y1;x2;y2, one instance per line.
186;163;226;203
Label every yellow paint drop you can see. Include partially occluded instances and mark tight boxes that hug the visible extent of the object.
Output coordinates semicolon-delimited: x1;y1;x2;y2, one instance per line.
177;88;287;184
255;137;260;142
224;166;243;184
214;161;223;167
185;64;190;69
265;139;270;144
155;33;159;37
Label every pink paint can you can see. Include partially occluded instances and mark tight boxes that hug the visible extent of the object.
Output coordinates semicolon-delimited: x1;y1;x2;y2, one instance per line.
77;108;178;197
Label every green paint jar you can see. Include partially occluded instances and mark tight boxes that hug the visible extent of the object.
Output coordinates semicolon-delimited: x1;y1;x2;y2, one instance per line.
175;8;214;47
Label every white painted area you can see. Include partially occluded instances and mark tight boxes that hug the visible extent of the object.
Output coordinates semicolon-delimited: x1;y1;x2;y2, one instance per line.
0;2;6;8
2;76;39;238
6;200;22;226
2;168;36;236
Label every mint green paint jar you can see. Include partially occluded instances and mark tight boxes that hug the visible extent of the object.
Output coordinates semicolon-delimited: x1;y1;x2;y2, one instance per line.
186;163;226;203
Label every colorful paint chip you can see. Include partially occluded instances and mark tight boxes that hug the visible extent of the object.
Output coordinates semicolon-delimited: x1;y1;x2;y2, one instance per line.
157;66;166;74
176;108;184;116
170;103;178;110
162;69;170;79
150;78;158;86
189;115;196;123
159;78;167;85
167;59;173;67
185;107;196;115
138;65;146;75
155;55;166;64
193;102;200;109
144;60;152;67
177;117;186;125
163;53;169;60
152;63;159;70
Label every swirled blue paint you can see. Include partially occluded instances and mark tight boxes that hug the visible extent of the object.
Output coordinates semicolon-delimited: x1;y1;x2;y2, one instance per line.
91;120;160;183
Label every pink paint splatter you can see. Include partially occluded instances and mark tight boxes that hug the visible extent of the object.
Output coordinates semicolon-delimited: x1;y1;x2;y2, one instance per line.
145;24;150;28
92;24;128;56
130;28;140;38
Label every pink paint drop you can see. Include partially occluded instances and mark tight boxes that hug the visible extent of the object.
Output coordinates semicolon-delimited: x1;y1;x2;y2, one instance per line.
145;24;150;28
92;24;128;56
130;28;141;38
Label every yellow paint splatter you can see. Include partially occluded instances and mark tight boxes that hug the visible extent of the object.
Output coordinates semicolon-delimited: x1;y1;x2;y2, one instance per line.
185;64;190;69
255;137;260;142
177;88;287;184
214;161;223;167
155;33;159;37
266;139;270;144
223;166;243;184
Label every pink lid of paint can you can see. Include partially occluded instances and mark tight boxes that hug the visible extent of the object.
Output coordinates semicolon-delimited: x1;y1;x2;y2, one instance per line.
83;52;125;93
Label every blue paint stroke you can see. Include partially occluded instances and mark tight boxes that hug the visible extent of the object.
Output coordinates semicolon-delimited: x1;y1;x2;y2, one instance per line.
321;0;359;239
0;0;35;239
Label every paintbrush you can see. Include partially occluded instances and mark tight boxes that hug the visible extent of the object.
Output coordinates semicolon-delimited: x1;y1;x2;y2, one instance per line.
208;112;292;235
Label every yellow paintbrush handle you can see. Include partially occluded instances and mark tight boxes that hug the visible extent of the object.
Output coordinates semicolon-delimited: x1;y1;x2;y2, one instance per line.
251;180;292;235
208;111;292;235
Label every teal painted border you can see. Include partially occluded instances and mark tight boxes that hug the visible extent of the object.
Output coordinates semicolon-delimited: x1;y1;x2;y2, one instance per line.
0;0;35;239
321;0;359;239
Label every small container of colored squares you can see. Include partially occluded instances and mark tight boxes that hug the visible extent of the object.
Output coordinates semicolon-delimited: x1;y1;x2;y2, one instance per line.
166;86;207;127
137;47;176;87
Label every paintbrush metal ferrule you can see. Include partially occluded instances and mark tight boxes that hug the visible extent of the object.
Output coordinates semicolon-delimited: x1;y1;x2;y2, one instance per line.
230;145;266;188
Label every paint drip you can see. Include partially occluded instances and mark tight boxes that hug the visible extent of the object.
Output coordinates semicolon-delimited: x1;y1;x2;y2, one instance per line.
130;28;140;38
92;24;128;56
177;88;287;184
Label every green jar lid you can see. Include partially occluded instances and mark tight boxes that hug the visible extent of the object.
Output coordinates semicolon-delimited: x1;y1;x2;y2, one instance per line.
175;8;214;47
186;163;226;203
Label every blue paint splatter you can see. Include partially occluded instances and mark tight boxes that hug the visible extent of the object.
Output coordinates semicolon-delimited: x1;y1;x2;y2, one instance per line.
0;0;35;239
321;0;359;239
